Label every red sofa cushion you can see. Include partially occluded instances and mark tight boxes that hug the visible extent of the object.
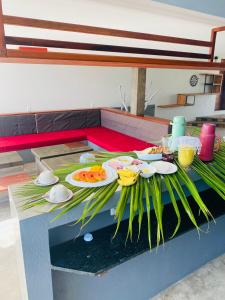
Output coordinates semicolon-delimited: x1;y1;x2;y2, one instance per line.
0;127;154;153
85;127;154;151
0;129;86;153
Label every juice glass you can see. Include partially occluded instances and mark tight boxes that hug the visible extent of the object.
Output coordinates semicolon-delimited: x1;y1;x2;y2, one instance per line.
178;145;196;169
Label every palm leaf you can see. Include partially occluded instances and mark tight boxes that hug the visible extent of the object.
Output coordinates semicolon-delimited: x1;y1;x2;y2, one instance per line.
168;174;200;234
113;186;130;238
164;175;181;238
144;178;151;249
81;182;119;227
127;184;136;241
150;175;164;247
137;177;144;240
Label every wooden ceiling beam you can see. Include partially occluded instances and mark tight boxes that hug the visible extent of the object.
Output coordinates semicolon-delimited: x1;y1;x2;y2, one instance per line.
212;26;225;33
3;49;225;70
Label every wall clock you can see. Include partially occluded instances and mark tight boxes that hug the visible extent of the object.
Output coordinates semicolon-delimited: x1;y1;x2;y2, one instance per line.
190;75;199;87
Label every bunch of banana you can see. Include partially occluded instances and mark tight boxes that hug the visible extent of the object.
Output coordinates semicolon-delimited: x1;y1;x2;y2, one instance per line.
117;169;139;186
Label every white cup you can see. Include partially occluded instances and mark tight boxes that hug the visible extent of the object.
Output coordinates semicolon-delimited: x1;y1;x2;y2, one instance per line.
49;184;70;203
79;153;96;163
38;170;55;185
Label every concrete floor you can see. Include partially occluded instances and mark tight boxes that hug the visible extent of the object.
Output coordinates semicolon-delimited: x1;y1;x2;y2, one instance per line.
0;162;225;300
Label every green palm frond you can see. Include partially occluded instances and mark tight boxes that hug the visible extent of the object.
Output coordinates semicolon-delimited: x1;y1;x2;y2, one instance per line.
16;147;225;251
164;175;181;238
150;175;164;247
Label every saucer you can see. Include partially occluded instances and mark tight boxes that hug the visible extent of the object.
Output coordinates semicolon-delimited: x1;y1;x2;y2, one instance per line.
33;176;59;187
44;189;73;204
150;161;177;175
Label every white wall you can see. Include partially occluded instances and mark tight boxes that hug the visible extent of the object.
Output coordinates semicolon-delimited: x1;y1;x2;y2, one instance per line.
0;0;225;117
0;64;131;113
147;69;219;121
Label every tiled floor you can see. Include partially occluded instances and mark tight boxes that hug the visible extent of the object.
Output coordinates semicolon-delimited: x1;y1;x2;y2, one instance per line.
152;257;225;300
0;161;37;300
0;162;225;300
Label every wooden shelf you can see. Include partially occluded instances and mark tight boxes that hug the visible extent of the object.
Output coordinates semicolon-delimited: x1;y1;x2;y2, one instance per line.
177;92;218;96
199;73;222;76
157;104;193;108
158;92;217;109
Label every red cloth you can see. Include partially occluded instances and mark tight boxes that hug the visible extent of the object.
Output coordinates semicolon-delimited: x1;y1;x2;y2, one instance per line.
0;127;154;153
85;127;154;151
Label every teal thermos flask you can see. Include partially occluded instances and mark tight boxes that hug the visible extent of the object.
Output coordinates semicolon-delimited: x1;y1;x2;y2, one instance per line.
171;116;186;138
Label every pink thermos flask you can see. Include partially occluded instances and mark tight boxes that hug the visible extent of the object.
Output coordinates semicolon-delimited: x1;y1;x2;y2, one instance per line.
199;123;216;162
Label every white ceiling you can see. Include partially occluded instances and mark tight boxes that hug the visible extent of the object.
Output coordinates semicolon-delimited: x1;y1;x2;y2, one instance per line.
91;0;225;25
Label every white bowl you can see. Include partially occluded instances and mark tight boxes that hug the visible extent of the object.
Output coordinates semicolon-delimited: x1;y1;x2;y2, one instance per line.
115;156;134;167
140;165;156;178
48;184;72;203
37;171;57;185
134;151;162;161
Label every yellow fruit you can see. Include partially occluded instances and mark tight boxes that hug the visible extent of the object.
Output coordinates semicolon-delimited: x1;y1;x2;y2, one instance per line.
90;165;104;172
118;175;138;186
117;169;137;178
117;168;139;186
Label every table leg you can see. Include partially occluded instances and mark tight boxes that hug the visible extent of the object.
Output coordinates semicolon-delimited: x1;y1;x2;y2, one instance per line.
19;217;53;300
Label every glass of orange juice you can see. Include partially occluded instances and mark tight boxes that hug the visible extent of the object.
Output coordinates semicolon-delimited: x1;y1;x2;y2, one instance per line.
178;145;196;169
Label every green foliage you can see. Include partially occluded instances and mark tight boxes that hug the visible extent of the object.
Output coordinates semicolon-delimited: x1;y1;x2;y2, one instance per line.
16;148;225;250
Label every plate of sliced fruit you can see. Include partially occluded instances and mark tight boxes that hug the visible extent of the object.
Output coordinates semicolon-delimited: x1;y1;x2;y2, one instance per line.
66;165;118;188
102;156;134;170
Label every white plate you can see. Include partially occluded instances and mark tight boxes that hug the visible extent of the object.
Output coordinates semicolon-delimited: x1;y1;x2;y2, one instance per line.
66;166;118;188
103;156;134;169
44;189;73;204
125;161;148;172
33;176;59;187
150;161;177;175
134;151;162;161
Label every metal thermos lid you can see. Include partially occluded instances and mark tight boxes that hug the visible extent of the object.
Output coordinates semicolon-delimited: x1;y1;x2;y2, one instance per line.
201;123;216;135
172;116;186;125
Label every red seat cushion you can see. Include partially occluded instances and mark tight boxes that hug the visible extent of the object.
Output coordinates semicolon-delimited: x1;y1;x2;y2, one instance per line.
0;127;154;153
0;129;86;153
85;127;154;151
